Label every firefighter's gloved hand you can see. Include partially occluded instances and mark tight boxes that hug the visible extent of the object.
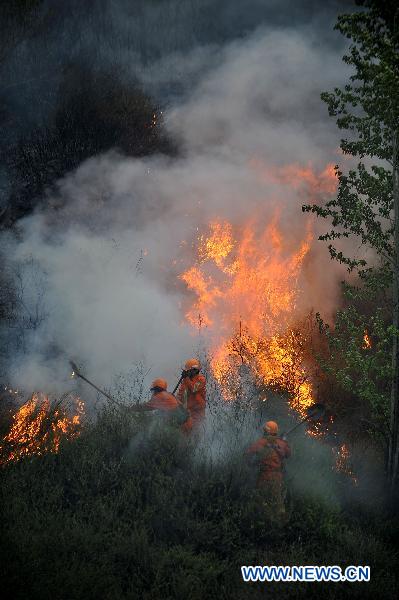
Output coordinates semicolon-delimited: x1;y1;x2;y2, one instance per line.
181;370;188;379
281;434;287;441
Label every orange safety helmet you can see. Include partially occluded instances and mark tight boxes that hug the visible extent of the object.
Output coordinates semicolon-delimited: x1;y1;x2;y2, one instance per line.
150;378;167;391
184;358;201;371
263;420;278;435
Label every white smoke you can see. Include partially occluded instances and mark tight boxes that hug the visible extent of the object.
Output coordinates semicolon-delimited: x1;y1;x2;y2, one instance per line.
6;26;351;396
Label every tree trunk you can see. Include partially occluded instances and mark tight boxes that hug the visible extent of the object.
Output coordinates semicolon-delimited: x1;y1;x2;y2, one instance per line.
389;130;399;506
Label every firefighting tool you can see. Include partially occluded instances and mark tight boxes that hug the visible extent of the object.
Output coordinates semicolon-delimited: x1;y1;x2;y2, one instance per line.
69;360;124;408
282;403;326;438
172;374;184;395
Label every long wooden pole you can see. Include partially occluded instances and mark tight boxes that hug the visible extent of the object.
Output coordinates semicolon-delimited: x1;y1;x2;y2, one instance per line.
70;361;124;409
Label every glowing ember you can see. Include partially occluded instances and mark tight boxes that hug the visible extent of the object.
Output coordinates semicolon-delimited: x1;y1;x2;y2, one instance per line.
362;331;372;350
0;393;84;464
3;385;20;396
334;443;358;485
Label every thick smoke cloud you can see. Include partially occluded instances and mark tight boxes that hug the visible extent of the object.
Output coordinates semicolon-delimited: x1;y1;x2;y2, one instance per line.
3;3;352;397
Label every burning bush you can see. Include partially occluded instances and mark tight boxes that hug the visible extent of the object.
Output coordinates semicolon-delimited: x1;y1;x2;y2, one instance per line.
0;392;84;465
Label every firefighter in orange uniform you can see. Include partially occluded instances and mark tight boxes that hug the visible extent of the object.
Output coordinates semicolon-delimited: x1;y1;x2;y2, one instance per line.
246;420;291;515
177;359;206;431
133;378;192;432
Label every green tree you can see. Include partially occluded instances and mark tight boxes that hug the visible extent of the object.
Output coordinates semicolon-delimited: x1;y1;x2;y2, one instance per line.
303;0;399;502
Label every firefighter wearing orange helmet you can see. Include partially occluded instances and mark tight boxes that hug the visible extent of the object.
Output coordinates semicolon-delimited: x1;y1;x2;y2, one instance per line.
132;378;192;432
177;358;206;431
246;420;291;516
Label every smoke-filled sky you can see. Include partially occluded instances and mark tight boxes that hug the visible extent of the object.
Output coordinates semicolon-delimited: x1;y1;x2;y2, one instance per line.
3;0;355;396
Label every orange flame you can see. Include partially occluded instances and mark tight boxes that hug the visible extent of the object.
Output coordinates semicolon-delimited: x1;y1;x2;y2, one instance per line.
179;161;337;415
0;393;84;464
249;159;337;197
180;213;314;412
334;443;358;484
362;331;372;350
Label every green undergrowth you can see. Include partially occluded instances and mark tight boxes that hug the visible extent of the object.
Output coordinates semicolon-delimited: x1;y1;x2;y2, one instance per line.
0;407;398;600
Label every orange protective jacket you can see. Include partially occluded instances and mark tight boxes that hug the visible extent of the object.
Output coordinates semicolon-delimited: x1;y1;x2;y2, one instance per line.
144;391;192;431
177;373;206;427
246;434;291;482
146;390;181;411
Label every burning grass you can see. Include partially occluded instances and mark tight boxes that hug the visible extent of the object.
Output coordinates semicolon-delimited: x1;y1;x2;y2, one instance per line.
0;392;84;465
363;330;372;350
